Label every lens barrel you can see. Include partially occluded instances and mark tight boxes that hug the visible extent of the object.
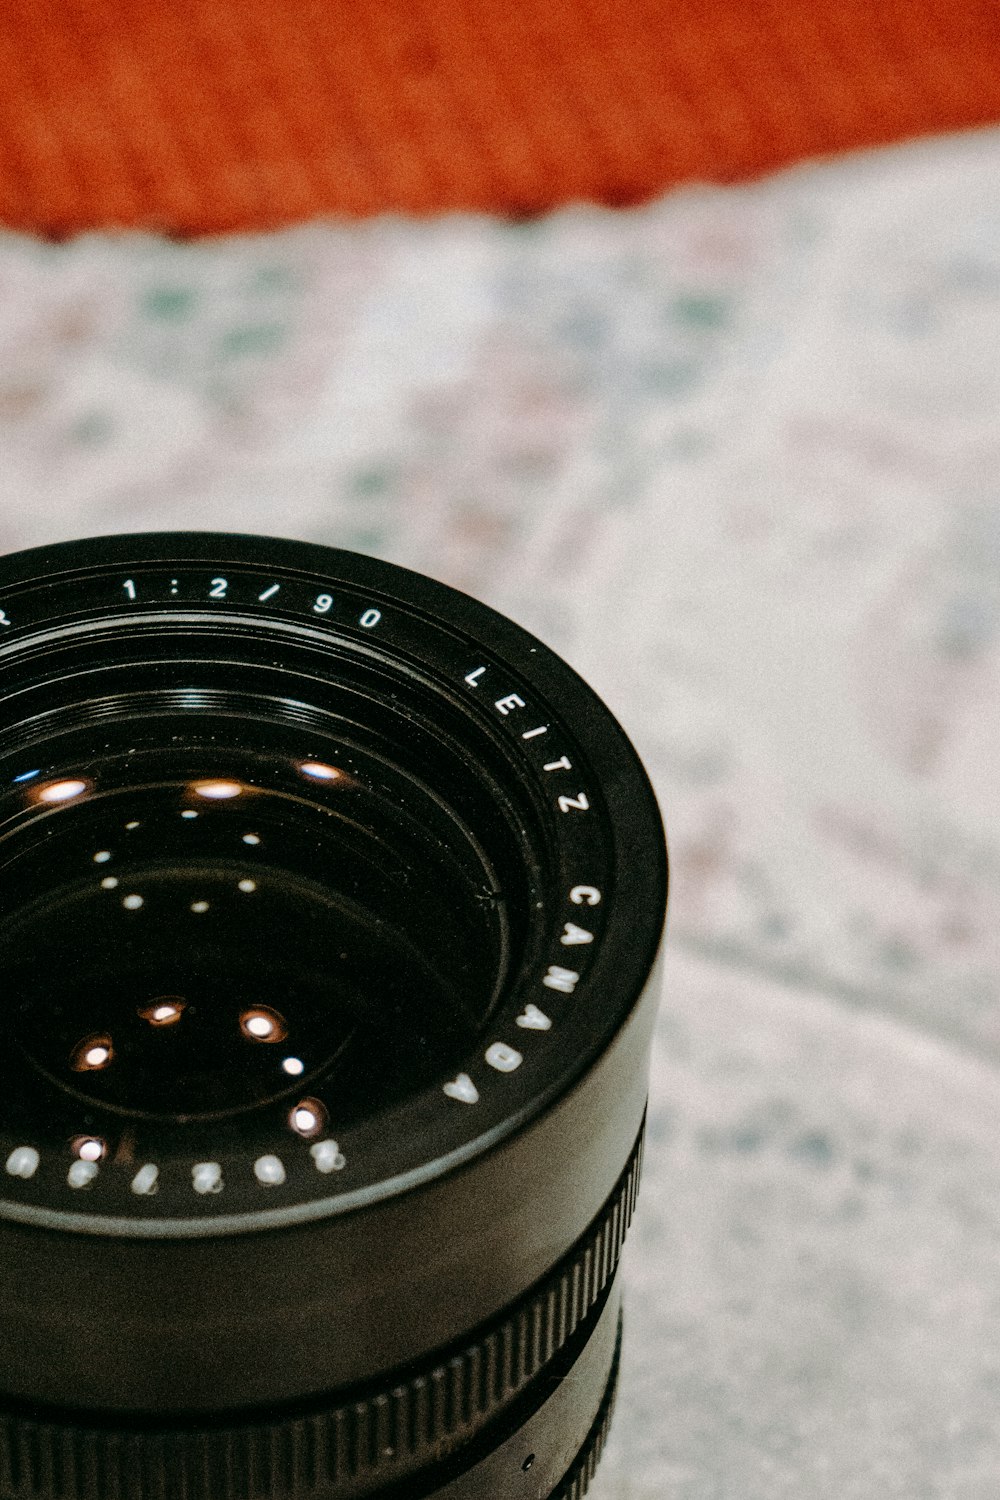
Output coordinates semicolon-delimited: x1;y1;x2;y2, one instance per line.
0;533;667;1500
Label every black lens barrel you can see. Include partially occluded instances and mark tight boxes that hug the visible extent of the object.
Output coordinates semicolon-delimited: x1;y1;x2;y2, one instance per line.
0;533;667;1499
0;1135;640;1500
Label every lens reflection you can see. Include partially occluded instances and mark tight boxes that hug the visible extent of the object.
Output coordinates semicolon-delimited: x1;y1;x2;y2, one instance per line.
71;1034;114;1071
240;1007;287;1043
289;1098;327;1138
35;779;92;804
71;1136;106;1162
299;762;340;781
0;733;509;1134
139;998;186;1027
190;780;244;800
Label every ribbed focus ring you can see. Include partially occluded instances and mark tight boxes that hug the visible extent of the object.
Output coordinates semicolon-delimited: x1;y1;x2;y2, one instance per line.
0;1122;645;1500
549;1310;622;1500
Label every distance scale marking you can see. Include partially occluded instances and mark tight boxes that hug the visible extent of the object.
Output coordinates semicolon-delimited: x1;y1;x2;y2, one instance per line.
4;1142;348;1195
0;554;624;1227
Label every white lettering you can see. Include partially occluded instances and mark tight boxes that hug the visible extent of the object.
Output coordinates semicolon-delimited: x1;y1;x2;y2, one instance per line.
0;610;10;627
485;1042;523;1073
521;725;548;739
310;1139;347;1173
543;756;573;772
443;1073;480;1104
131;1164;159;1195
495;693;526;716
516;1004;552;1031
561;922;594;945
570;885;602;906
543;965;580;994
464;666;487;687
359;608;382;628
209;577;228;599
254;1155;286;1187
68;1160;99;1189
258;583;281;602
192;1161;224;1194
557;792;590;814
5;1146;39;1179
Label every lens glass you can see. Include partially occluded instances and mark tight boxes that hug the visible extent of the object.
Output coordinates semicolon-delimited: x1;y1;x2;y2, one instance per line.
0;712;512;1155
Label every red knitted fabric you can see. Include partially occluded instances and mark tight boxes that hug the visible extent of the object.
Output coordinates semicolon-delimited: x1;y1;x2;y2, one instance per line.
1;0;998;234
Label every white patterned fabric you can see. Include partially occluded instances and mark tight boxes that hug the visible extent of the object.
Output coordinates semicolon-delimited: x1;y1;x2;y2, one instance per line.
2;126;1000;1496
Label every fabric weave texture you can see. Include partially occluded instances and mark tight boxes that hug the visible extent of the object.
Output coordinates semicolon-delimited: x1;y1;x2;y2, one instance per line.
1;0;999;234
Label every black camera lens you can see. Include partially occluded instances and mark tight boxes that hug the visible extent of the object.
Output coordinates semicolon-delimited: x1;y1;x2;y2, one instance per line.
0;532;667;1500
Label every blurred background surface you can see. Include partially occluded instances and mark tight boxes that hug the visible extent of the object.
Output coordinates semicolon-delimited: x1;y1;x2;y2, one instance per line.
2;0;999;232
2;6;1000;1495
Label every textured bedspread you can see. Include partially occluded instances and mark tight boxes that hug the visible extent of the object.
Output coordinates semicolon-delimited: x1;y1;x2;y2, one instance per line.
2;125;999;1497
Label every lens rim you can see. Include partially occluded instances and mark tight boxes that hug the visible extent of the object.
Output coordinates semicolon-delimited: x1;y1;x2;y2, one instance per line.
0;532;667;1239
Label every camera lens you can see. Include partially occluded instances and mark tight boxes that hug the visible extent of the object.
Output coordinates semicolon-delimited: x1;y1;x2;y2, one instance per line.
0;532;667;1500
